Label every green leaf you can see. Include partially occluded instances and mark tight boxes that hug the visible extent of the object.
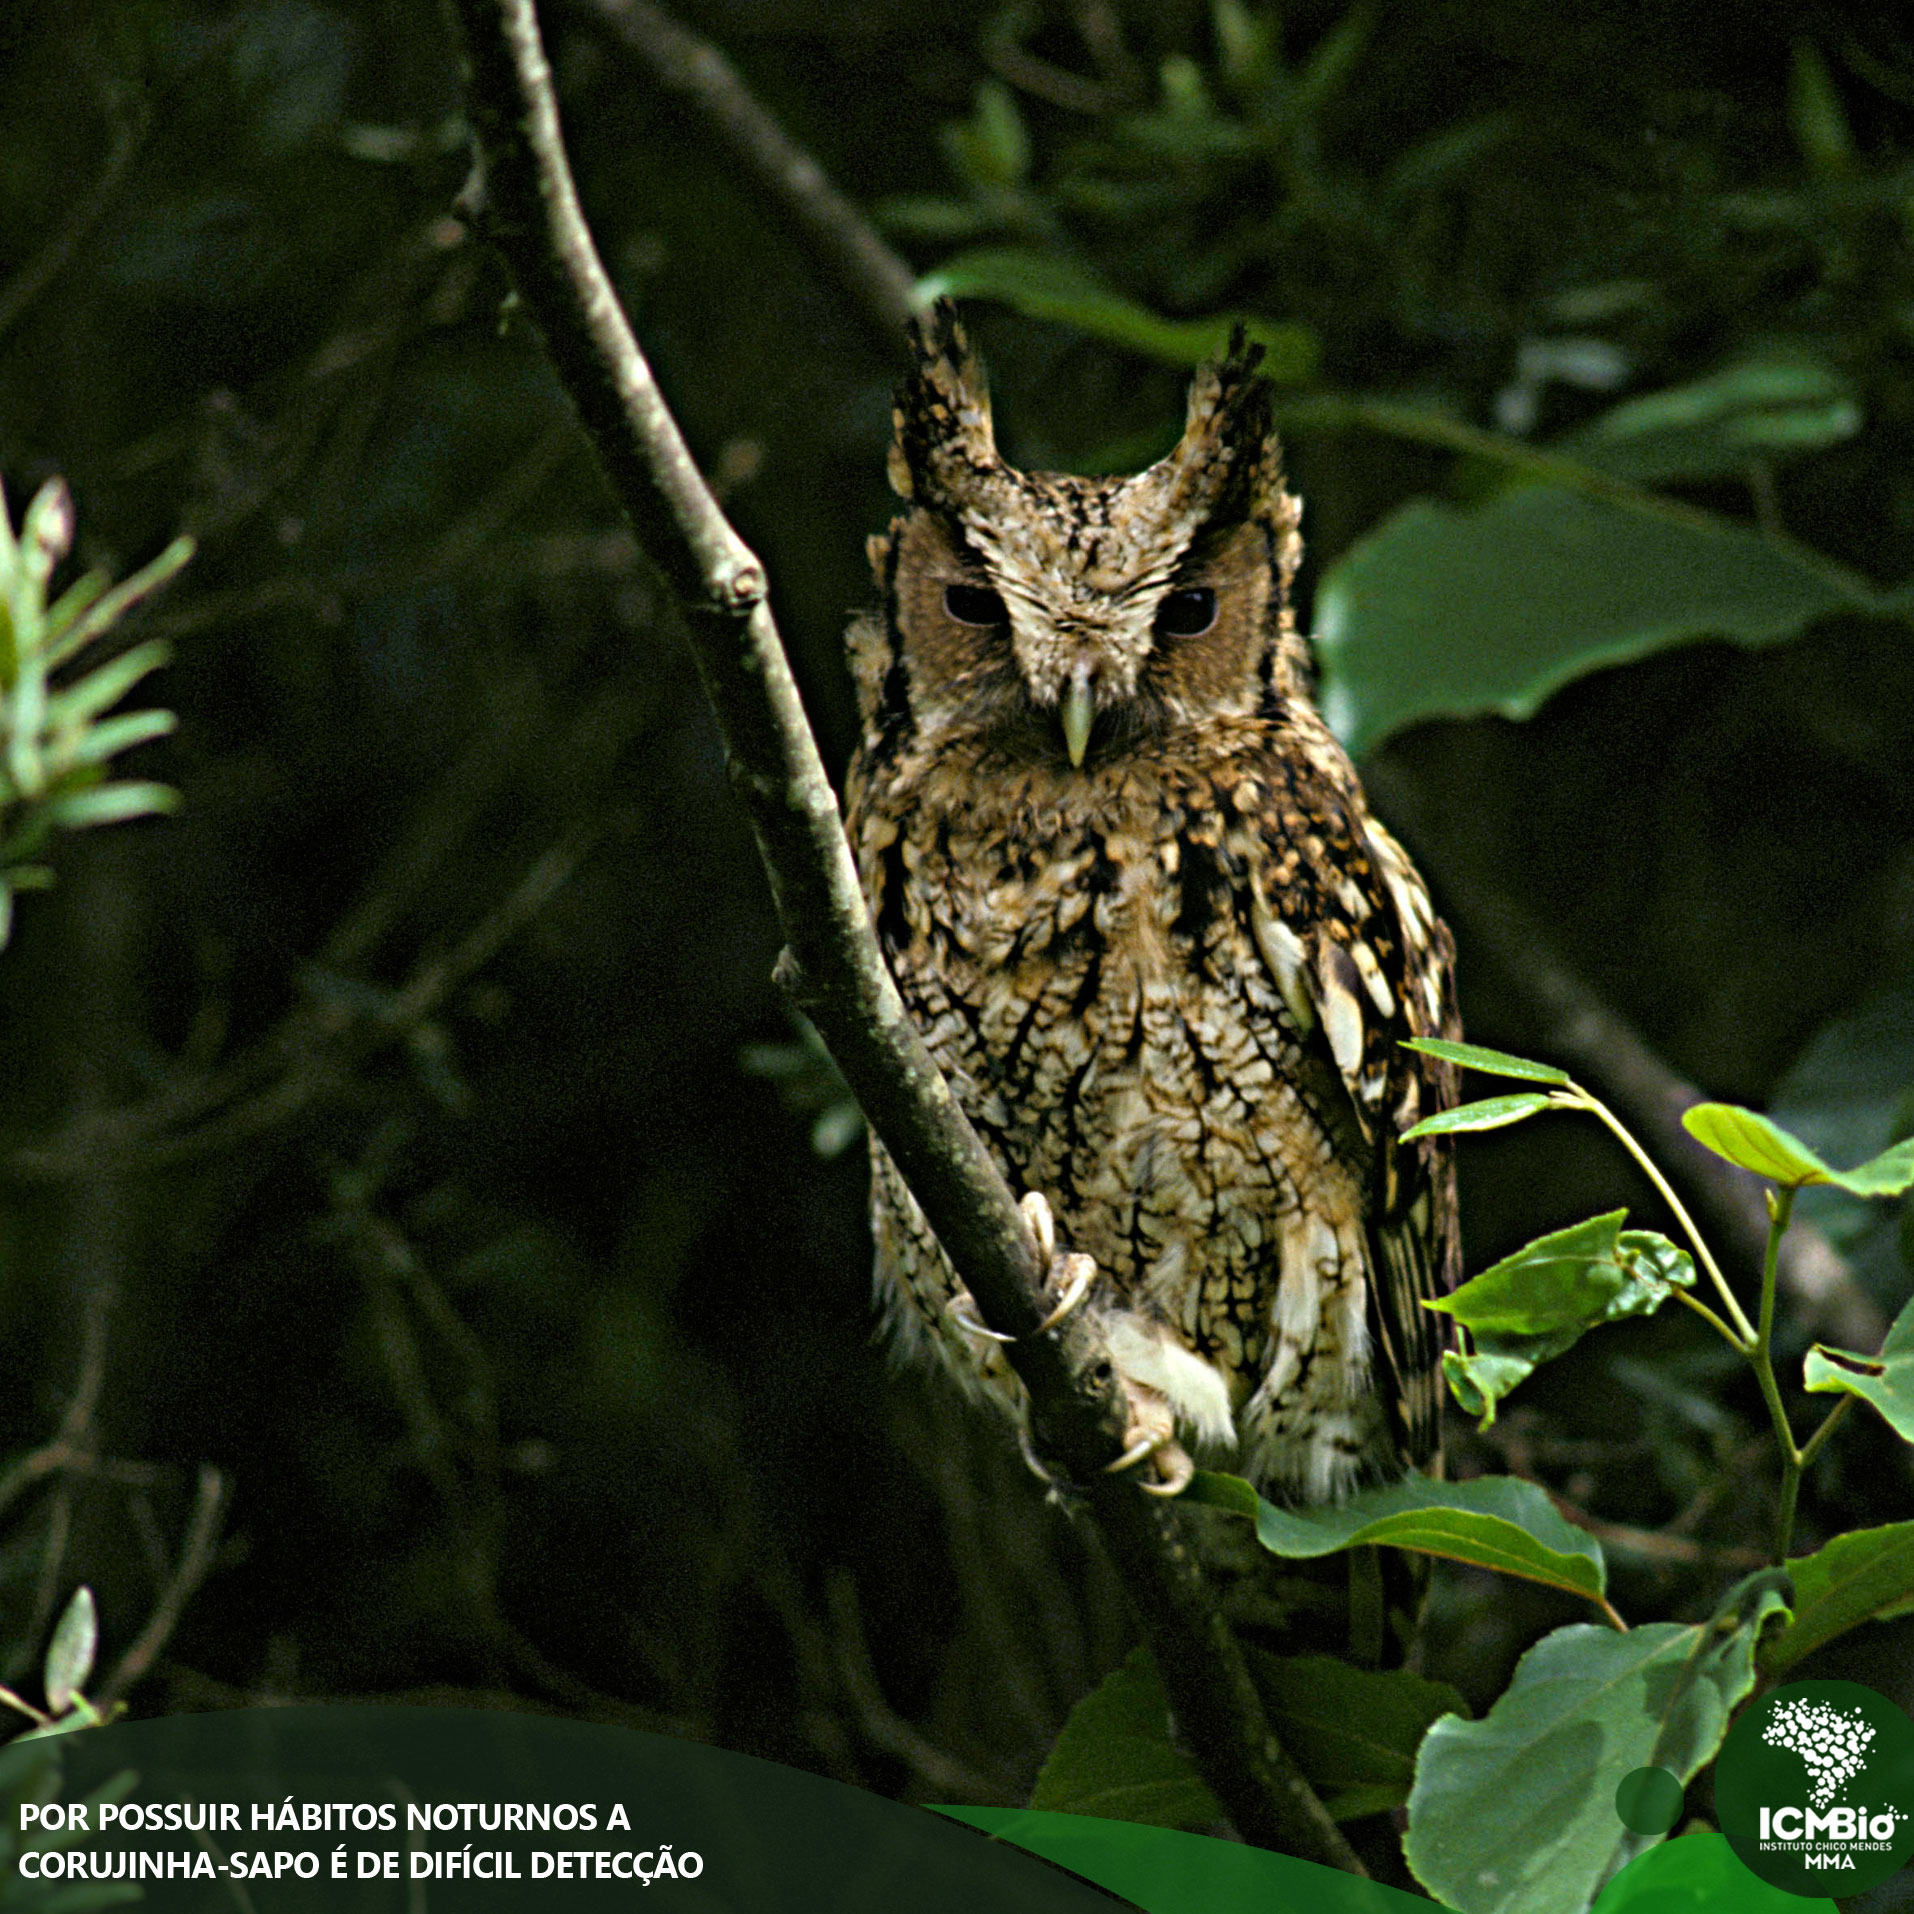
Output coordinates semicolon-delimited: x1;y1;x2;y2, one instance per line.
1803;1294;1914;1442
1402;1091;1555;1139
933;1808;1443;1913
1433;1215;1693;1337
1315;485;1878;755
1030;1645;1456;1831
1430;1211;1630;1333
1684;1102;1914;1196
1405;1572;1792;1914
1761;1521;1914;1678
872;194;1001;243
1401;1038;1571;1085
50;708;177;774
1789;41;1854;174
36;568;107;654
1187;1469;1608;1606
1428;1219;1694;1425
1031;1647;1223;1830
8;652;48;796
1440;1349;1534;1424
1830;1137;1914;1197
42;535;193;671
1557;351;1860;484
1249;1650;1467;1820
1291;3;1373;118
44;638;172;729
43;1586;97;1714
942;81;1029;189
916;248;1318;377
1766;974;1914;1271
42;780;180;829
1211;0;1275;96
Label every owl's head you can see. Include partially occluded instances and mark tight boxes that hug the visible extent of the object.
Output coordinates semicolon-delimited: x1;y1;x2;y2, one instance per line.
856;300;1307;772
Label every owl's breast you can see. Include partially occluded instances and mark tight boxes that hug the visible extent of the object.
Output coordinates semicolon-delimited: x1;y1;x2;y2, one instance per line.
859;760;1367;1417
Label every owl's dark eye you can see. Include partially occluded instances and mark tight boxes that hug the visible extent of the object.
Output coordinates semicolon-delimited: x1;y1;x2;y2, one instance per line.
944;583;1009;626
1155;587;1217;639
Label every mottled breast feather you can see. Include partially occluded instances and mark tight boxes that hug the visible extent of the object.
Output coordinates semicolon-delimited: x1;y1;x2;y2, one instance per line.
845;301;1460;1504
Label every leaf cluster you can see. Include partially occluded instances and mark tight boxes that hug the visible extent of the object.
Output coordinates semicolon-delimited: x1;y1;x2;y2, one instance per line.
0;479;187;947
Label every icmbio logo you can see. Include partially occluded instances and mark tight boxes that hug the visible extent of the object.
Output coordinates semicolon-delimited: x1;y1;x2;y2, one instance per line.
1716;1680;1914;1896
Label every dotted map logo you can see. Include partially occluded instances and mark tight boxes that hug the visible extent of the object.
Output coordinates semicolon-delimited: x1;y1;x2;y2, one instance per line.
1716;1680;1914;1898
1764;1696;1875;1810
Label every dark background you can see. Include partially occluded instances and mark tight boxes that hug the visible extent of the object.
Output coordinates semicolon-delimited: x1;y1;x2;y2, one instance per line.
2;0;1912;1812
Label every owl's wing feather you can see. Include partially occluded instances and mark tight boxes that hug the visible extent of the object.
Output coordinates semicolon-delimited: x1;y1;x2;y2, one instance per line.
1242;767;1461;1472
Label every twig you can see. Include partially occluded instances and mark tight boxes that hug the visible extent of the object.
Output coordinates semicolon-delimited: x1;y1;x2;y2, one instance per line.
97;1463;227;1706
0;89;149;347
824;1569;1004;1802
572;0;918;355
442;0;1362;1870
6;825;594;1179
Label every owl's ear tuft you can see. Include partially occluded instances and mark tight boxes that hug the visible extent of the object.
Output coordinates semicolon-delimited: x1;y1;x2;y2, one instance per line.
1152;333;1296;560
1219;321;1265;383
889;299;1000;509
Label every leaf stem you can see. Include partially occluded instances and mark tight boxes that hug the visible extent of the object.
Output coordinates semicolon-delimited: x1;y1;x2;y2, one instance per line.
1752;1185;1812;1561
1795;1395;1854;1478
1565;1089;1757;1347
0;1679;49;1725
1773;1385;1854;1568
1667;1287;1740;1345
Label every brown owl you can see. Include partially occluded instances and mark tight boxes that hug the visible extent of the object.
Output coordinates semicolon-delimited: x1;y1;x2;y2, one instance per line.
845;304;1460;1507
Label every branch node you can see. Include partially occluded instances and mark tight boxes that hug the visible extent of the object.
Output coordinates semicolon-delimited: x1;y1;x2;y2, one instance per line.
711;559;767;611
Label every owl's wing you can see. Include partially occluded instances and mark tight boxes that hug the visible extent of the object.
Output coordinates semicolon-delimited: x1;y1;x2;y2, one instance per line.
1245;795;1461;1472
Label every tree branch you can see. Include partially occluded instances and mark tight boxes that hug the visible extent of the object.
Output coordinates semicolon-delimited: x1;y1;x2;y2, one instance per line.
570;0;918;355
441;0;1361;1870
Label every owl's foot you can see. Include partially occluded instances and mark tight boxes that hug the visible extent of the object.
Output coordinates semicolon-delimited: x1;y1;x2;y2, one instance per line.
1019;1191;1097;1333
946;1192;1096;1347
1106;1379;1196;1498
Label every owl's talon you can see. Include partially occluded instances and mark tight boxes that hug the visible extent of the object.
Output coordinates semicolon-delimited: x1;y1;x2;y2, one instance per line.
1099;1375;1193;1495
1033;1252;1094;1334
1140;1443;1195;1497
1019;1190;1057;1262
949;1290;1016;1344
1016;1421;1060;1488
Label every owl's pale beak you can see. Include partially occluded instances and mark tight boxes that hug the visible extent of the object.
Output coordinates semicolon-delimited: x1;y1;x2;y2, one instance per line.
1061;665;1096;768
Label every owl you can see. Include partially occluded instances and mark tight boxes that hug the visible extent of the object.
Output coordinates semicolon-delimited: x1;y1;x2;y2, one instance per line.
844;303;1460;1508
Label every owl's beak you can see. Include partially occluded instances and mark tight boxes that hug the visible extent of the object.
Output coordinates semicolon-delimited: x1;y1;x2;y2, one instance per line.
1060;664;1096;769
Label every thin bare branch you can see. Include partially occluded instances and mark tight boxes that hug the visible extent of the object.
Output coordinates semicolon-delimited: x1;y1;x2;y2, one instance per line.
97;1463;228;1707
573;0;918;354
442;0;1362;1869
0;89;149;347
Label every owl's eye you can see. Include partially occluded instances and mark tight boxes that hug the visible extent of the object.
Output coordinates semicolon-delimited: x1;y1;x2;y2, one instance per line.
1155;587;1217;639
944;583;1009;626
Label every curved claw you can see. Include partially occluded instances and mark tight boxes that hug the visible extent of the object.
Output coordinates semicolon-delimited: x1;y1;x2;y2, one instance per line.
1018;1189;1057;1262
1105;1430;1167;1474
1033;1253;1094;1335
1016;1421;1059;1488
949;1291;1016;1344
1140;1444;1195;1497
